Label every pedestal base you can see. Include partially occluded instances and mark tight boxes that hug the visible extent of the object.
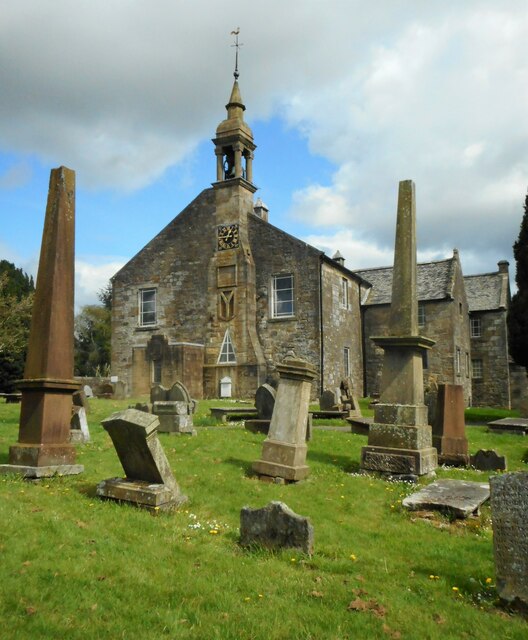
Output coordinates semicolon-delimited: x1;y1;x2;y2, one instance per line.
433;435;469;467
253;440;309;481
157;414;196;435
361;445;437;476
96;477;187;511
8;443;77;467
0;463;84;478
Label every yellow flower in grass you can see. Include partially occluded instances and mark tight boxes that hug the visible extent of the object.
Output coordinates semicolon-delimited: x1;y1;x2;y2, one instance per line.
485;577;493;585
350;554;357;561
209;529;218;535
452;586;459;592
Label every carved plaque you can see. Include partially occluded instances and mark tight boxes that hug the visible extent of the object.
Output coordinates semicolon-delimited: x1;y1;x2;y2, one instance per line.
361;450;415;474
217;265;237;288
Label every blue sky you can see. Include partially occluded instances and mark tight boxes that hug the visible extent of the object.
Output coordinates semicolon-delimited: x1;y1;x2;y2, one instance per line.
1;1;527;308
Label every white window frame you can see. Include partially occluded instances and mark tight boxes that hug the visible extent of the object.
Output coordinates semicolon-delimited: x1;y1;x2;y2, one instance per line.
271;274;294;319
470;317;481;338
418;304;426;328
472;358;483;380
343;347;350;378
218;329;236;364
341;277;349;309
139;288;157;327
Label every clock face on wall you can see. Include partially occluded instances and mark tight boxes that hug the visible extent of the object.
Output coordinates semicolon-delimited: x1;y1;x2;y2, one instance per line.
217;224;240;250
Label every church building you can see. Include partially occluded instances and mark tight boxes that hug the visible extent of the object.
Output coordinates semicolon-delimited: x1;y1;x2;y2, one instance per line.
111;74;365;399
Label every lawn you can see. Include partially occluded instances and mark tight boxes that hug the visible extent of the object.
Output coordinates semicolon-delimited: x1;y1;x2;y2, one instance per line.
0;397;526;640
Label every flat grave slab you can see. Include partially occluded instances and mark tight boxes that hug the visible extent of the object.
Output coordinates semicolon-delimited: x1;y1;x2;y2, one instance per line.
346;416;372;435
403;479;490;518
487;418;528;435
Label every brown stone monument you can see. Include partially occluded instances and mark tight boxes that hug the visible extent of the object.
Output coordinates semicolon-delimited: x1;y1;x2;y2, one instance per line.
360;180;437;477
253;352;316;482
0;167;82;478
432;384;469;466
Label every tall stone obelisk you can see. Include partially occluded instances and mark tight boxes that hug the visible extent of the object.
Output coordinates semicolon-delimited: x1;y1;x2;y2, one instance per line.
0;167;83;478
360;180;437;477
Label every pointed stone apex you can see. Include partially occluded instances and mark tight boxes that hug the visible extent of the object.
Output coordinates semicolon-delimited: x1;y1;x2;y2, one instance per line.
227;79;245;111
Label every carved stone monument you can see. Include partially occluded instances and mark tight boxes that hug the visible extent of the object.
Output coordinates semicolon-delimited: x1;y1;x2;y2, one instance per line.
97;409;187;511
252;352;316;482
360;180;437;477
0;167;83;478
432;384;469;466
151;382;196;435
245;383;276;434
70;406;90;444
490;472;528;610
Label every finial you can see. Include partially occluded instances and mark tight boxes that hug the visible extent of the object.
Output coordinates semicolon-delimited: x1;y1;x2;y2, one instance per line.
230;27;243;80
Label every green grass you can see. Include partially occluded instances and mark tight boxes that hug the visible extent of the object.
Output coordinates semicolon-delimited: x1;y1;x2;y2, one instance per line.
465;406;520;424
0;398;526;639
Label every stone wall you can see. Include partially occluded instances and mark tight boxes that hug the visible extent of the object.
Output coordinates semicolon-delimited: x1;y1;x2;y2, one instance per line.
470;310;511;408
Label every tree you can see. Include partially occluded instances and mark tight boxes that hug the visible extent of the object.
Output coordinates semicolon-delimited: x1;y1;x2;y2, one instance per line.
0;261;34;391
508;190;528;369
74;304;111;377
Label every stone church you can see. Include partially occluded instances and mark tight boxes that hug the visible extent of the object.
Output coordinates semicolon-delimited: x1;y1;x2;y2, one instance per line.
111;77;365;399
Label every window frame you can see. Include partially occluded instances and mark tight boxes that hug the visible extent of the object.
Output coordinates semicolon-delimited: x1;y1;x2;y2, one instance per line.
471;358;484;380
218;329;236;364
470;317;482;338
341;277;349;309
418;303;426;328
270;273;295;319
343;346;350;378
139;288;157;327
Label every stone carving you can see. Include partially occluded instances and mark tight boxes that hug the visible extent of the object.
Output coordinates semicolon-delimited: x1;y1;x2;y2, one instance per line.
151;382;197;435
361;180;437;477
252;352;316;482
239;501;314;555
403;479;490;518
0;167;83;479
490;472;528;609
70;406;90;444
97;408;187;511
470;449;507;471
431;384;469;466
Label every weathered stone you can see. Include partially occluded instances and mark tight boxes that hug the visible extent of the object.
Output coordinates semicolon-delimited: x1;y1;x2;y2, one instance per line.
239;501;314;555
0;167;82;479
113;380;127;399
167;381;192;404
83;384;94;398
152;398;196;435
95;382;113;398
150;384;168;404
244;419;271;435
488;418;528;436
470;449;507;471
133;403;150;413
255;383;276;419
490;472;528;609
97;408;187;510
72;389;87;408
403;479;489;518
432;384;469;466
320;389;338;411
253;352;316;482
70;406;90;443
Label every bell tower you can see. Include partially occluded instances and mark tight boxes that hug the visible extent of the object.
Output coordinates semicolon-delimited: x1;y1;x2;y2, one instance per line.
204;31;266;398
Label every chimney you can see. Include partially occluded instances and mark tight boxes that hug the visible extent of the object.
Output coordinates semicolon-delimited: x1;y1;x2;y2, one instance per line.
332;250;345;267
253;197;269;222
498;260;509;274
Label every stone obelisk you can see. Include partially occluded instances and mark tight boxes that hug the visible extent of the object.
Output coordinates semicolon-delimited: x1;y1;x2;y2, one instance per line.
360;180;437;477
0;167;83;478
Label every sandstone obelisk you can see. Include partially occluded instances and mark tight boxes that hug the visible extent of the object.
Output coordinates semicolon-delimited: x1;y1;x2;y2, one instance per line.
360;180;437;477
0;167;83;478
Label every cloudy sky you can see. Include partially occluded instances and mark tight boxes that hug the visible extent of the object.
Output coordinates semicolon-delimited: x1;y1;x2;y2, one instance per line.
1;1;527;308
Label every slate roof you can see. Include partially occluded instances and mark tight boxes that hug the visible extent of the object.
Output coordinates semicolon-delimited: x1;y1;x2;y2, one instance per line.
464;272;509;311
354;258;456;306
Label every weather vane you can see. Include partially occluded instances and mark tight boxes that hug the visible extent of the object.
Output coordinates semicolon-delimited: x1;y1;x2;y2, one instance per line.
231;27;243;80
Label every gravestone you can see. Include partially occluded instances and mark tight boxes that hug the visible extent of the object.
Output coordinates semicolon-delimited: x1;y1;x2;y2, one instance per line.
133;402;150;413
490;472;528;609
73;389;87;408
339;379;362;417
70;406;90;443
0;167;83;478
150;384;168;404
253;351;316;482
95;382;113;398
432;384;469;466
403;479;490;518
240;501;314;555
113;380;126;399
470;449;507;472
487;418;528;435
255;383;276;419
83;384;94;398
320;389;338;411
97;408;187;511
361;181;437;477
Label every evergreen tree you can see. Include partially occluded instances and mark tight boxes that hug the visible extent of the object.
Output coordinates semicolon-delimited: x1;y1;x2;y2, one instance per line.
74;304;111;376
508;190;528;369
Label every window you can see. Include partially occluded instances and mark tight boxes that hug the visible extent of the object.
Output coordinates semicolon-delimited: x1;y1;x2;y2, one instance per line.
456;347;461;375
472;358;483;380
344;347;350;378
271;274;294;318
422;350;429;370
139;288;157;326
341;278;349;309
418;304;426;328
465;352;470;378
218;329;236;364
152;359;162;384
470;317;481;337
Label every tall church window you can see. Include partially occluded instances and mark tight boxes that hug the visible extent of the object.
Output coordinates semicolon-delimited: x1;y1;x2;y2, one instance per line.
139;288;157;326
271;274;294;318
341;278;349;309
152;359;162;384
218;329;236;364
343;347;350;378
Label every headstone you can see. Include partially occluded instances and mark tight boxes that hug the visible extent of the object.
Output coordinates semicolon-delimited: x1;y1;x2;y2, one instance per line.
133;402;150;413
151;381;196;435
320;389;338;411
470;449;507;472
432;384;469;466
83;384;94;398
95;382;113;398
113;380;126;400
70;406;90;443
167;381;192;404
0;167;83;479
487;418;528;436
220;376;232;398
490;472;528;609
239;501;314;555
361;180;437;477
97;408;187;511
255;383;276;419
252;351;316;482
150;384;168;404
403;479;490;518
72;389;87;408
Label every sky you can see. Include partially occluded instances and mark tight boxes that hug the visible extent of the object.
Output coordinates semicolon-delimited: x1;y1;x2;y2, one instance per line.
1;0;527;309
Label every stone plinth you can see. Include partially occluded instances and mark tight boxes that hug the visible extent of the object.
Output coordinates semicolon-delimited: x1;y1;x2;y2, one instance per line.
151;382;196;435
403;479;490;518
253;352;316;482
432;384;469;466
0;167;82;479
97;409;187;510
490;472;528;610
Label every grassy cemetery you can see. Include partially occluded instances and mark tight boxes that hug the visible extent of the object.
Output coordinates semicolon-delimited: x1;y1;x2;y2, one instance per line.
0;397;526;640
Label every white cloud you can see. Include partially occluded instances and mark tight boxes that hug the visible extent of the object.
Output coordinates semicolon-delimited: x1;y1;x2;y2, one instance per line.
75;259;125;310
